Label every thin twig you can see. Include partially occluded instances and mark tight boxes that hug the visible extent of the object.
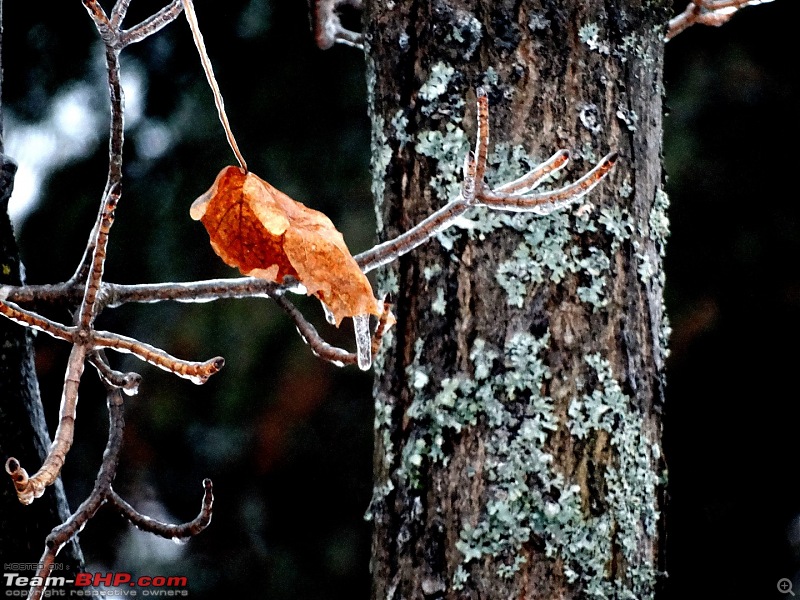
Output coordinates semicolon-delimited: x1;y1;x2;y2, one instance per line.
88;350;142;394
93;329;224;384
477;152;618;213
473;88;489;186
0;298;76;342
667;0;774;40
270;291;357;366
120;0;184;47
109;0;132;29
81;0;116;47
78;183;119;331
5;345;87;504
108;479;214;540
313;0;364;50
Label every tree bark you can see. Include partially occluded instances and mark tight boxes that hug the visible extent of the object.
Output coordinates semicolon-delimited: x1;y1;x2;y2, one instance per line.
366;1;669;597
0;0;82;573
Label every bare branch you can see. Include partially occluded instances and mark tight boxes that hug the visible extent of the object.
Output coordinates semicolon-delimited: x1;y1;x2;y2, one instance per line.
5;345;87;505
78;184;119;331
81;0;116;48
0;297;76;342
270;291;358;367
103;277;283;306
1;276;282;307
109;0;132;29
356;92;617;274
120;0;184;47
26;388;125;600
70;43;124;287
93;329;224;384
477;152;618;214
88;351;142;395
269;291;394;369
667;0;775;40
313;0;364;50
108;479;214;540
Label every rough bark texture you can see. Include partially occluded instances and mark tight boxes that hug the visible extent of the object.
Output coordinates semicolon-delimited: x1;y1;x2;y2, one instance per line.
366;1;670;597
0;0;83;573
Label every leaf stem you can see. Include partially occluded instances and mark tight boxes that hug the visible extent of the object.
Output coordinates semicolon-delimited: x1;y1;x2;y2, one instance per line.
181;0;248;171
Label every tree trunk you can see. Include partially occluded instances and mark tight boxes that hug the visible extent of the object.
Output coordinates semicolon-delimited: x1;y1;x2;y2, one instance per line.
366;1;669;597
0;0;82;572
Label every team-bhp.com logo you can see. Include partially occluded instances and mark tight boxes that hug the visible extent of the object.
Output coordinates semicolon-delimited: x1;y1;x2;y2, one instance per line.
4;571;188;596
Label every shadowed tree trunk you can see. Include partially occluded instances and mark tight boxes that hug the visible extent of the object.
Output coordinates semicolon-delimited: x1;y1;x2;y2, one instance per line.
366;0;669;597
0;0;83;573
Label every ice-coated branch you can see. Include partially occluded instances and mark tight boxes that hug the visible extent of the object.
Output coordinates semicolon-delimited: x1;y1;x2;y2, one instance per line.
312;0;364;49
109;0;132;29
120;0;184;47
5;0;219;512
356;90;617;273
21;387;124;600
269;290;394;369
107;479;214;541
667;0;775;40
81;0;115;47
24;385;164;600
93;329;224;384
5;344;87;505
0;276;282;307
88;351;142;395
0;297;76;341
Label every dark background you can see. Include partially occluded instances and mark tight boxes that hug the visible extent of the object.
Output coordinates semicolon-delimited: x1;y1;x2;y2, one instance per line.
2;1;798;598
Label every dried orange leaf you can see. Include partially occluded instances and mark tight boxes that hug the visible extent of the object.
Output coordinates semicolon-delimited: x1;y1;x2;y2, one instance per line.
191;166;379;325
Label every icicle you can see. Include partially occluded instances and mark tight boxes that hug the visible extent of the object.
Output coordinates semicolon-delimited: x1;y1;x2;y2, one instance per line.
352;314;372;371
321;301;336;325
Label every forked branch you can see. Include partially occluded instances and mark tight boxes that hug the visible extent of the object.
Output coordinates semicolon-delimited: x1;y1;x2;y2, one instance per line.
355;90;618;275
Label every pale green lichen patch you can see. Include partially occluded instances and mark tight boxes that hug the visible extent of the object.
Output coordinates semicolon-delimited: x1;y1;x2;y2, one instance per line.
528;12;551;32
568;354;661;594
618;175;634;199
431;287;447;315
448;12;482;60
419;61;456;103
578;22;610;55
390;108;412;148
446;340;660;596
649;188;670;256
369;122;391;232
415;124;470;222
365;54;390;234
423;263;442;281
418;61;465;120
616;106;639;132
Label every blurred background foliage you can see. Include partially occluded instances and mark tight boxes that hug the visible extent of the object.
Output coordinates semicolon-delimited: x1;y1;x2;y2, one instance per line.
1;1;798;598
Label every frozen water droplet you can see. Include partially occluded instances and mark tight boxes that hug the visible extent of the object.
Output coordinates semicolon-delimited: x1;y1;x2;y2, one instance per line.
171;536;188;545
353;314;372;371
321;302;336;325
122;373;141;396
